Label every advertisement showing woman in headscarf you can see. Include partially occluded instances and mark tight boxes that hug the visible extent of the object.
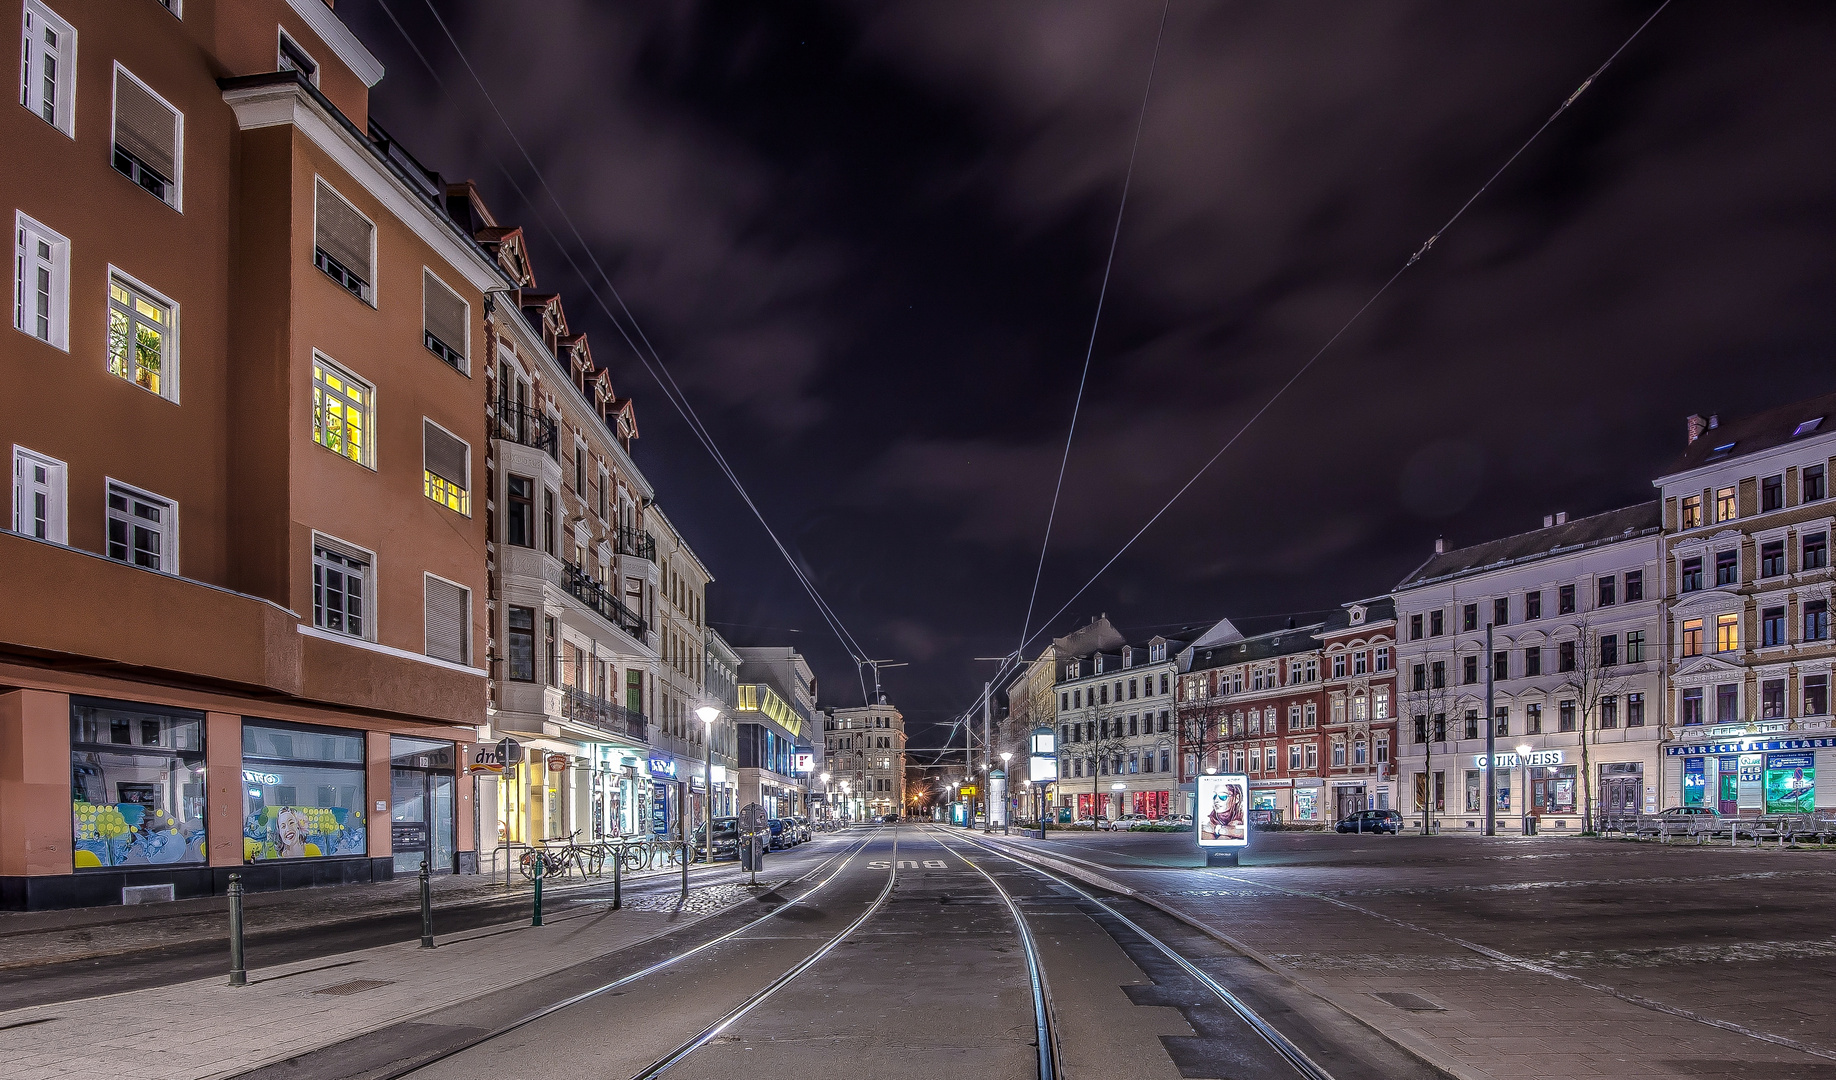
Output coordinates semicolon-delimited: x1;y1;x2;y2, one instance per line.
1197;774;1249;847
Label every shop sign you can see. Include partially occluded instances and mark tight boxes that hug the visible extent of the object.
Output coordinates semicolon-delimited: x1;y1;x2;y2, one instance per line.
1475;750;1562;770
792;751;814;773
242;770;281;785
1765;752;1816;814
391;821;428;851
1250;778;1292;788
648;755;678;778
710;764;728;784
546;753;571;772
689;775;706;792
1667;736;1836;756
652;788;670;835
1196;774;1249;848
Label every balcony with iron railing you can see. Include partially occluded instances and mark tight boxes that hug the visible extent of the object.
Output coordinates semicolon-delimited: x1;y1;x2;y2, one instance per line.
560;685;649;744
560;559;648;642
491;400;558;459
614;526;656;563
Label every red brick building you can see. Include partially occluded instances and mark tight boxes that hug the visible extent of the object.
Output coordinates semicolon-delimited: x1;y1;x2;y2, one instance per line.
1315;598;1400;820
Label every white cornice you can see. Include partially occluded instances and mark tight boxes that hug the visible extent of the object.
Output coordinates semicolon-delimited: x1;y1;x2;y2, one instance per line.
297;623;486;677
222;80;504;293
286;0;384;87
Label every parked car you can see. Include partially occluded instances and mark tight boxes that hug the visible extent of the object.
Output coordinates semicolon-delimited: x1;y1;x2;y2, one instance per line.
882;813;900;823
766;818;791;850
1336;809;1404;834
692;817;740;860
1655;806;1718;818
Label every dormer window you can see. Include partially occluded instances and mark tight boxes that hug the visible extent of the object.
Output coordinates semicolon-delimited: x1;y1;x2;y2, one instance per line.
1349;605;1365;625
1794;418;1824;438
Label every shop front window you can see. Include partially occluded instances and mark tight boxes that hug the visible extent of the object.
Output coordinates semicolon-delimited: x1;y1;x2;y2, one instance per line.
242;721;368;861
71;697;207;869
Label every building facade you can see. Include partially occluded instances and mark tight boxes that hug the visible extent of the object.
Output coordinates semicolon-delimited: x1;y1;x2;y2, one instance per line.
1394;505;1665;833
824;702;906;821
1054;639;1182;821
645;507;733;841
733;647;815;819
3;0;500;907
1657;399;1836;813
1316;598;1400;818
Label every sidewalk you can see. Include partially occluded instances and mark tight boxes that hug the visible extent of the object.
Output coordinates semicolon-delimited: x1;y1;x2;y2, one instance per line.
0;876;767;1080
0;859;732;971
977;832;1836;1080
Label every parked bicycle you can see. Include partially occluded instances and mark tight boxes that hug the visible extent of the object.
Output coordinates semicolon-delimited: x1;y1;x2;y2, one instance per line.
519;831;606;881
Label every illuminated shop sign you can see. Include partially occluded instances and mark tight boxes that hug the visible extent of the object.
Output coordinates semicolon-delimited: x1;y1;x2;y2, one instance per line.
241;770;280;785
648;756;677;778
1666;737;1836;756
1474;751;1563;770
792;752;814;773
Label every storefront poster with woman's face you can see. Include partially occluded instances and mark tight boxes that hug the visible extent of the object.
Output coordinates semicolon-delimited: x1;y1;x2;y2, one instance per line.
243;805;367;862
1197;774;1248;847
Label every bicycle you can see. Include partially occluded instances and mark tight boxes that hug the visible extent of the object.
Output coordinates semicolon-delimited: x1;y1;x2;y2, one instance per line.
520;831;592;881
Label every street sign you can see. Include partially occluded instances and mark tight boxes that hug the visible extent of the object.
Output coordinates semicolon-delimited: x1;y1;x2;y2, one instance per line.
497;737;523;766
739;803;765;831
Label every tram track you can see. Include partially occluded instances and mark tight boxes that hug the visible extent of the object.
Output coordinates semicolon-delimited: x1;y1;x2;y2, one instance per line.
939;827;1338;1080
307;830;882;1080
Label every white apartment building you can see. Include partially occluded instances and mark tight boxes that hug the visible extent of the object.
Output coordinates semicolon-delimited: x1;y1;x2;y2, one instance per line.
823;702;906;821
1656;398;1836;814
1394;504;1665;833
1054;639;1182;821
646;507;735;834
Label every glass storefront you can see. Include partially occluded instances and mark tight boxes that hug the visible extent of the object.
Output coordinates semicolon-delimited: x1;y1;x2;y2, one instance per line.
242;721;368;861
390;736;455;874
1531;764;1579;815
70;697;207;869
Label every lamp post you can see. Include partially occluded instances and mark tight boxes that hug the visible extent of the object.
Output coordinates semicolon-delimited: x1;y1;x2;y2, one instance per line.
841;780;851;823
1111;781;1126;828
696;706;720;862
1000;751;1013;832
820;772;831;823
1517;742;1533;835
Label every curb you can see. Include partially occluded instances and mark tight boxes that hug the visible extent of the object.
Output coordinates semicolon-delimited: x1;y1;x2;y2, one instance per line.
975;834;1484;1080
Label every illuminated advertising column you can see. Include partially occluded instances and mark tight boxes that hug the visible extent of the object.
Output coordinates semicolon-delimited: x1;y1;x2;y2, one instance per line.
1196;773;1250;867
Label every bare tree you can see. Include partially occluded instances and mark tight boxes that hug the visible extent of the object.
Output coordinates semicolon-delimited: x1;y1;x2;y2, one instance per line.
1554;615;1630;831
1178;690;1231;789
1067;706;1132;822
1398;648;1461;833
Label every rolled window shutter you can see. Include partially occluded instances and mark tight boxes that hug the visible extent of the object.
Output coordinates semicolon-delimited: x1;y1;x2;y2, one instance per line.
315;181;373;284
423;270;468;357
114;71;177;181
423;420;468;490
425;576;468;664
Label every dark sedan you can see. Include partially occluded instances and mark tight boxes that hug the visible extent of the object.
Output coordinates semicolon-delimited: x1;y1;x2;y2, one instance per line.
1336;809;1403;834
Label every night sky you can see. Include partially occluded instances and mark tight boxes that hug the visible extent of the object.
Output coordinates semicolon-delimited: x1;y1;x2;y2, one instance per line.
344;1;1836;747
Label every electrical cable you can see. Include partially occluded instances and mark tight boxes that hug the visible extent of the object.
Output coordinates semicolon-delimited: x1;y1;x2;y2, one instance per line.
1018;0;1169;655
375;0;876;703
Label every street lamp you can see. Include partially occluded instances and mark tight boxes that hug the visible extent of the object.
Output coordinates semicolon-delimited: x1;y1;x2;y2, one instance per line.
697;706;720;862
841;780;851;823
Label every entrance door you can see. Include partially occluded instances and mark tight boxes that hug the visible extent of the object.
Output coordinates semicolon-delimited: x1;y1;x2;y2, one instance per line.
391;768;430;874
1336;786;1366;822
431;773;455;874
1717;756;1740;815
1599;776;1640;824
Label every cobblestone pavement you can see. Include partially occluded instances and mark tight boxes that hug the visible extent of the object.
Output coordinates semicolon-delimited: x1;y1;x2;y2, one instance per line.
982;829;1836;1080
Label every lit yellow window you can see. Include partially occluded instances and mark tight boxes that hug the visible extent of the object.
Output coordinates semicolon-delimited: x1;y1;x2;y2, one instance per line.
1680;495;1702;529
1681;619;1703;657
313;356;371;466
107;277;172;398
1717;613;1739;652
1715;487;1737;522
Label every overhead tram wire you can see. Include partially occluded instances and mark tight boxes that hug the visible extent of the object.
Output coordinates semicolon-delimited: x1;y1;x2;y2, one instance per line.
376;0;876;703
1006;0;1674;665
1017;0;1169;656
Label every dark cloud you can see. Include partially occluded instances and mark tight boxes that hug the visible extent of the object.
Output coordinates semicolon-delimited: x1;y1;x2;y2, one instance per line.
347;0;1836;747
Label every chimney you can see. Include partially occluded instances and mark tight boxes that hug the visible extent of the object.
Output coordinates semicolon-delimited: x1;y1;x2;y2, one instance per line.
1708;414;1720;429
1555;511;1568;525
1543;515;1554;528
1434;536;1445;555
1686;414;1707;444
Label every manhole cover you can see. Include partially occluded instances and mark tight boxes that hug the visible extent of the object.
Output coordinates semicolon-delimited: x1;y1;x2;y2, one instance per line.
314;979;396;996
1372;992;1444;1012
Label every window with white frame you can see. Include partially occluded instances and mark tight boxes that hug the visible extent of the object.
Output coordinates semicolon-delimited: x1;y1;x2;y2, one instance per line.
312;535;371;639
20;2;77;136
107;271;176;399
112;65;181;208
278;30;318;84
106;481;175;572
422;269;467;371
422;419;470;515
312;353;372;467
14;212;68;348
424;573;469;664
313;179;374;303
12;446;66;542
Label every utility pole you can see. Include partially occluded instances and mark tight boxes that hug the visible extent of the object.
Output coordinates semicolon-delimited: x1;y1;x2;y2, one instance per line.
981;680;992;833
1484;622;1496;837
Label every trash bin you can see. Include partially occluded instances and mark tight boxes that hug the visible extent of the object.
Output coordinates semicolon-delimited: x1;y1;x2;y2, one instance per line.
1522;815;1538;836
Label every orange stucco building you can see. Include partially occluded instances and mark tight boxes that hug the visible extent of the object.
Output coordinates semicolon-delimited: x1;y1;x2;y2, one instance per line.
1;0;506;907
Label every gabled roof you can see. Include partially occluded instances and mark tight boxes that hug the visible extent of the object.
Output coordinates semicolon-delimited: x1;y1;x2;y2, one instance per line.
1396;503;1661;591
1662;390;1836;479
1190;621;1327;671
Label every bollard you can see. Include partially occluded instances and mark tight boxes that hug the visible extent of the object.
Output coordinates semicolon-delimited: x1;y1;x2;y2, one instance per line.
419;860;435;948
612;844;623;910
227;872;247;987
531;853;544;927
680;840;689;902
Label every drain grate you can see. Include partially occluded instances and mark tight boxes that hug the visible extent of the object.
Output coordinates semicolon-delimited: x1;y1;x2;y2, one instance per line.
1372;991;1445;1012
313;978;396;997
